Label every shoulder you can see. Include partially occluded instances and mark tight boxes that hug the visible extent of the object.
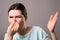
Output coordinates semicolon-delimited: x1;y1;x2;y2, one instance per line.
32;26;51;40
31;26;46;35
32;26;49;37
32;26;44;31
32;26;47;34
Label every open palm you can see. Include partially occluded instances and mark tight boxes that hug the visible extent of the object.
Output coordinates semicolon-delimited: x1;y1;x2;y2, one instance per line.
47;12;58;32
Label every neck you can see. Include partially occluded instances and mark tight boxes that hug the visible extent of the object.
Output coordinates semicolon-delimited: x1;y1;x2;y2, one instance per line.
17;26;32;36
17;26;27;35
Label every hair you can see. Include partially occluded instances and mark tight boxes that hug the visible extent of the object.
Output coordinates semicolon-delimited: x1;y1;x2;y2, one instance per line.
8;3;27;18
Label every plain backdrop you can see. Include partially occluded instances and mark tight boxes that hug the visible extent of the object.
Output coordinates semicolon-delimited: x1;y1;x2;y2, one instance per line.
0;0;60;40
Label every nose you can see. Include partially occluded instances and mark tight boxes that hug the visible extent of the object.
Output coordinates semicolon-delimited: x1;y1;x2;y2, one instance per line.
13;17;16;21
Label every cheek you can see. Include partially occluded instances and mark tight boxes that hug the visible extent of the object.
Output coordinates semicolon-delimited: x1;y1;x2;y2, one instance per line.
16;18;24;24
8;19;13;24
8;18;25;24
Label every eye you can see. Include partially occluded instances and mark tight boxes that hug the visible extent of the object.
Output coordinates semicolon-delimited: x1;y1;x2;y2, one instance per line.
9;16;13;18
15;16;24;18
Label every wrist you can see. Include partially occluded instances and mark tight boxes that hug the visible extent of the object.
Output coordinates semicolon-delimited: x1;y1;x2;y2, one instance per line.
6;32;13;37
5;33;13;40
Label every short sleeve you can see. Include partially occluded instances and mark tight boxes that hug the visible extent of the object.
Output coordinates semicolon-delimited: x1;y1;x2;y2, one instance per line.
37;27;51;40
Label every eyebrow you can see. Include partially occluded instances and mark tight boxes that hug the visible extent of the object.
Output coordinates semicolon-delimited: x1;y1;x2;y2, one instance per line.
9;15;24;18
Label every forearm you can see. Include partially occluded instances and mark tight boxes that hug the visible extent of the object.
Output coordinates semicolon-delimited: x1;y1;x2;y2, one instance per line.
50;32;58;40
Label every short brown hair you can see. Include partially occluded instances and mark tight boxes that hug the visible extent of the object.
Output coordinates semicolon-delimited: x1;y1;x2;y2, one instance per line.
8;3;27;18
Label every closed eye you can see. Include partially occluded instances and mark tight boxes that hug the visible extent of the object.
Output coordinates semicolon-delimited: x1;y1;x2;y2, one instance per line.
8;15;24;18
15;16;23;18
9;16;13;18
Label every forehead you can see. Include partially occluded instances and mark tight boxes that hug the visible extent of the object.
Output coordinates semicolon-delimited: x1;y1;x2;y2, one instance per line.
9;10;22;16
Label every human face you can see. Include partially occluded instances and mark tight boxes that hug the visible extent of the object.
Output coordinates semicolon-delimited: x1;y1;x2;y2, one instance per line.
8;10;26;27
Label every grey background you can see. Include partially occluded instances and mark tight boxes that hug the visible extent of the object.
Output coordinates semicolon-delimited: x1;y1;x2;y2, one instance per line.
0;0;60;40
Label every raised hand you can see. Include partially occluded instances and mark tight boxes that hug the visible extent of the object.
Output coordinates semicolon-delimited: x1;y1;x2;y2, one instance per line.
47;12;58;32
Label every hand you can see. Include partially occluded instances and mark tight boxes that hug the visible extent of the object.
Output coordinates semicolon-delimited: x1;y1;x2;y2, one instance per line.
6;21;19;36
47;12;58;32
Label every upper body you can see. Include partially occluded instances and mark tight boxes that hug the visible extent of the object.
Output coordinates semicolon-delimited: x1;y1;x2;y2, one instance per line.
4;3;58;40
4;26;51;40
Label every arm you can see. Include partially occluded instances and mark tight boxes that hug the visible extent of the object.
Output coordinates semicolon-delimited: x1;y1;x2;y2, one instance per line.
50;32;58;40
47;12;58;40
4;34;13;40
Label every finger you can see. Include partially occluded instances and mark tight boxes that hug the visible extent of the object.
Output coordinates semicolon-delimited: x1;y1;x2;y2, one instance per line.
52;12;58;22
8;21;15;29
49;15;53;21
13;22;19;31
7;22;15;33
13;21;19;27
52;16;58;25
54;12;59;17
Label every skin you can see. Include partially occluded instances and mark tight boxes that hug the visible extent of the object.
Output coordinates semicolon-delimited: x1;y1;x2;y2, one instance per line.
6;10;58;40
47;12;58;40
7;10;28;35
47;12;58;32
